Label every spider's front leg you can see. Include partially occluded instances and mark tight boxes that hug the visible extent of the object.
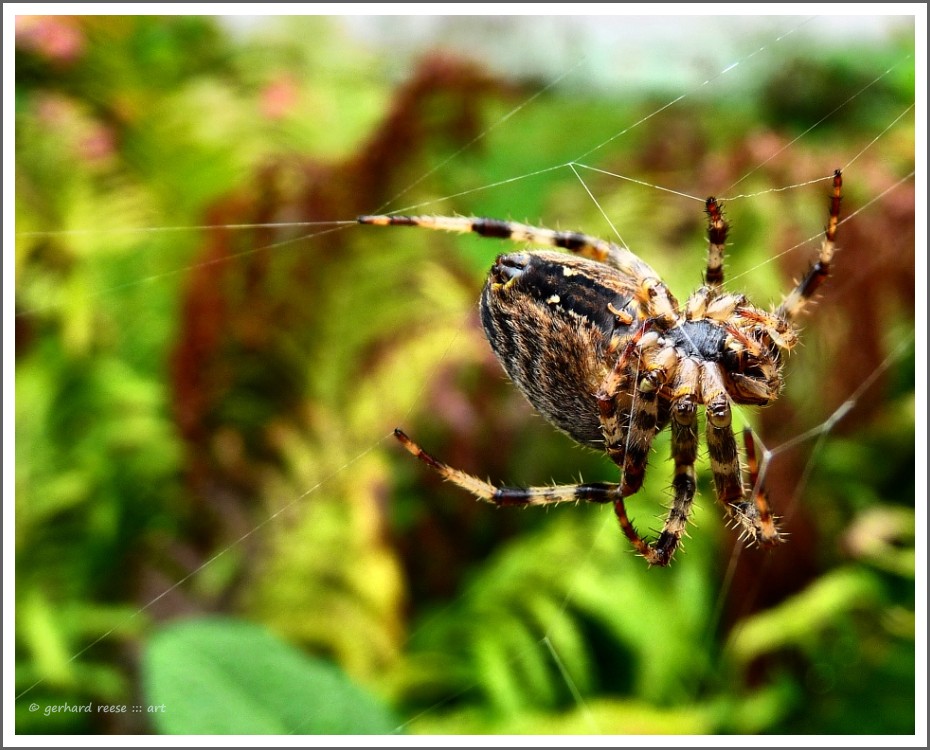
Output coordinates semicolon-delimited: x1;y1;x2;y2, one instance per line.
701;364;782;548
776;169;842;322
651;359;702;565
704;196;728;289
392;429;624;508
734;428;782;547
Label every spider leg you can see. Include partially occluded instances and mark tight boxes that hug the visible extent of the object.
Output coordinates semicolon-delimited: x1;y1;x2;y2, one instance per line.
733;428;783;547
596;328;684;565
701;364;783;548
776;169;842;322
607;386;684;566
650;359;702;564
701;361;745;506
393;429;621;507
595;324;662;489
358;214;679;324
704;197;728;288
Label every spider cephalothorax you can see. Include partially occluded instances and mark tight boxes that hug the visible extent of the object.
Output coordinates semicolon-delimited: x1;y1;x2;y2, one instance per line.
359;170;842;566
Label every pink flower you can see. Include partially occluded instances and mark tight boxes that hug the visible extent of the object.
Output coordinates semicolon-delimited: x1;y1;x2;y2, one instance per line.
16;16;85;64
260;76;300;120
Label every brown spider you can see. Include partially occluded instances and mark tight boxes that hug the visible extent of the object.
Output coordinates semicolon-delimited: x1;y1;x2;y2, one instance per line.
359;170;842;566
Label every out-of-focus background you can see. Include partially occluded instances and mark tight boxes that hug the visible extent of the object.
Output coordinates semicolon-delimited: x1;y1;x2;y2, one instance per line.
12;13;917;736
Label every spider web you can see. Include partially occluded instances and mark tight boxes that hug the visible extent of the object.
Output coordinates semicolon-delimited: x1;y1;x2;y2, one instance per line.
7;10;922;744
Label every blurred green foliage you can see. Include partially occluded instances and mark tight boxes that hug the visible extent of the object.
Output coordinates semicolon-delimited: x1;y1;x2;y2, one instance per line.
14;15;916;736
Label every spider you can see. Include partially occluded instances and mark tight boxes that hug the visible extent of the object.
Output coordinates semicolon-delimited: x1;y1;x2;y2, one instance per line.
359;170;843;566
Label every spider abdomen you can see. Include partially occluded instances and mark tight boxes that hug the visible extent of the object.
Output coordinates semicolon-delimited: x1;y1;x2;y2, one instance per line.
479;250;642;447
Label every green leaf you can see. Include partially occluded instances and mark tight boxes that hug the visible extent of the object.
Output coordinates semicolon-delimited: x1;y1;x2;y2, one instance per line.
725;567;885;665
142;617;400;735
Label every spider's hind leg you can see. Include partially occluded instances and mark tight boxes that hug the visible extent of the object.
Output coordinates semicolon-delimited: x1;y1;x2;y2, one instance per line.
393;429;622;507
358;213;679;324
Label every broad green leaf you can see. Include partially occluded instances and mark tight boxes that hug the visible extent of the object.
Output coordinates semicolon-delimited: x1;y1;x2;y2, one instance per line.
142;617;399;735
